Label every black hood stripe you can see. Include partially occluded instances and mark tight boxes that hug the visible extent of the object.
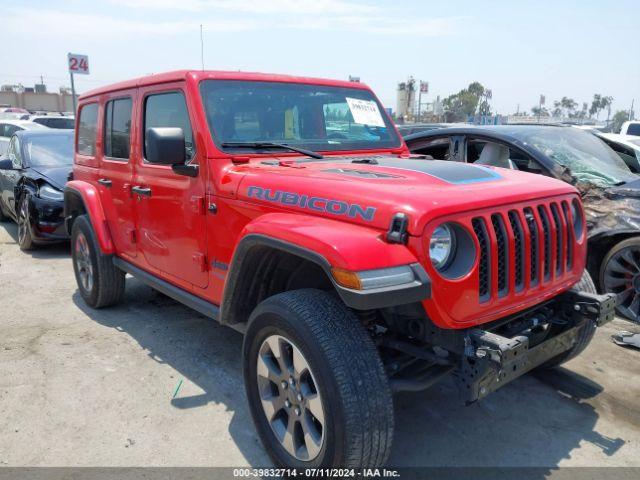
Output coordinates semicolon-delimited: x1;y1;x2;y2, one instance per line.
323;158;502;185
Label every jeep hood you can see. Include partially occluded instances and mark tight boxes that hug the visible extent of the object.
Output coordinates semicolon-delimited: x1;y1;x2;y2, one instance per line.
236;156;578;235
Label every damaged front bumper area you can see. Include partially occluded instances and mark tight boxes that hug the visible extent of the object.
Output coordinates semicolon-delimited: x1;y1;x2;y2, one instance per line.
459;289;616;403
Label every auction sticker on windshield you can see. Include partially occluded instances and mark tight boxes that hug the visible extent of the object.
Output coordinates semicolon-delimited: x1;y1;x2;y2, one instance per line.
346;97;385;127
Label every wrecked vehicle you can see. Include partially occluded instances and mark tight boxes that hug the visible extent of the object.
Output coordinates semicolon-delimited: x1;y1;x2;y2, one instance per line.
405;125;640;323
0;129;72;250
64;71;615;468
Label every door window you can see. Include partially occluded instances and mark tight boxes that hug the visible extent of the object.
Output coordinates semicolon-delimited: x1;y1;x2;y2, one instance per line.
77;103;99;156
7;136;22;169
104;98;133;160
410;137;451;159
143;91;194;161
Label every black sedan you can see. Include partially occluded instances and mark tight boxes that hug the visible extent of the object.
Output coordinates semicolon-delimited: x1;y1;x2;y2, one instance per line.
405;125;640;323
0;130;73;250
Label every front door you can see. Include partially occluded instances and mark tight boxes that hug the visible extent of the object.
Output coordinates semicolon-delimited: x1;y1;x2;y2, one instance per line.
133;85;208;288
98;92;138;258
0;136;23;218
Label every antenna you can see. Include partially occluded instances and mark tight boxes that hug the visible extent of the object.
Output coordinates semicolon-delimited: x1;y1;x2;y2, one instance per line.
200;24;204;71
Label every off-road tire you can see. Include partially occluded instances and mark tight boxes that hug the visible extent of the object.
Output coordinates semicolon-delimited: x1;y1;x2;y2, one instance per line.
243;289;394;468
17;195;35;251
71;214;125;308
539;271;598;369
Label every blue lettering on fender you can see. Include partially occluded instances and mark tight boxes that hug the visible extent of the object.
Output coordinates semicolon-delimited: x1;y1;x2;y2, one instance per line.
247;186;376;221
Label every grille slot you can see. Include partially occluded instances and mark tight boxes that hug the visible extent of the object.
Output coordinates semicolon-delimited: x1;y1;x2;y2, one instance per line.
524;207;539;285
537;205;552;281
472;218;490;302
491;214;509;297
508;210;525;291
561;201;573;269
550;203;564;275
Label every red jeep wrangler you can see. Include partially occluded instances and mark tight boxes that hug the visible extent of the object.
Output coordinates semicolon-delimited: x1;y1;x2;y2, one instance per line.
64;70;616;468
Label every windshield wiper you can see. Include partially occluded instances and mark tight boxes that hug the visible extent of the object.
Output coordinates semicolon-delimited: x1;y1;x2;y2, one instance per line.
221;142;323;159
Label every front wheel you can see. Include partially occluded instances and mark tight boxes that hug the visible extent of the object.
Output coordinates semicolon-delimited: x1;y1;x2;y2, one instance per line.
17;195;35;251
243;289;394;468
600;237;640;323
71;214;125;308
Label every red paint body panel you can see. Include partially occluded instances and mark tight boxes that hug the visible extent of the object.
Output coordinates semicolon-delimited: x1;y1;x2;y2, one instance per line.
72;70;588;330
65;180;115;254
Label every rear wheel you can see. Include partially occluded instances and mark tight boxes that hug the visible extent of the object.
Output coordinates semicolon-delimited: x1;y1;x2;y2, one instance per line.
243;289;394;468
17;195;35;251
71;215;125;308
600;237;640;323
539;271;598;369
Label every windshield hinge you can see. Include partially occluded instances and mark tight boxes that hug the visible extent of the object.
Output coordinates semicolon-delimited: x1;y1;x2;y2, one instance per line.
386;212;409;244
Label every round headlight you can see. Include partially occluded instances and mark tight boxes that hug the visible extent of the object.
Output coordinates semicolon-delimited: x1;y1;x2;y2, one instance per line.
430;224;456;270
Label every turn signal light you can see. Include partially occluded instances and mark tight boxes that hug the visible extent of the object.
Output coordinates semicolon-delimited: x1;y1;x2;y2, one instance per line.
331;268;362;290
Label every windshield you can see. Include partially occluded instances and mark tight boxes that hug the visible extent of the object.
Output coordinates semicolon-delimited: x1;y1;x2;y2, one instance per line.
508;127;638;187
24;134;73;167
200;80;401;154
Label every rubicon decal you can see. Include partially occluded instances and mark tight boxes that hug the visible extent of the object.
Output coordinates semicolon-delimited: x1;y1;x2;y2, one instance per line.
247;186;376;221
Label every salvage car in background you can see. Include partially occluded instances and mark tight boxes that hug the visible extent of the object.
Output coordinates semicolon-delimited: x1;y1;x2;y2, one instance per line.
405;125;640;323
594;132;640;173
0;130;72;250
621;121;640;137
27;115;75;130
0;120;47;155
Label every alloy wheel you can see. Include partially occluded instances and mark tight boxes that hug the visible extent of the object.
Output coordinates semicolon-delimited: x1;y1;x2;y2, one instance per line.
603;246;640;322
75;232;94;293
256;334;325;461
17;199;29;245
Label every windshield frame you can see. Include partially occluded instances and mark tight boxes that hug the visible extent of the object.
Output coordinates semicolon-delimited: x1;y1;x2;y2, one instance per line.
198;79;402;156
22;133;74;168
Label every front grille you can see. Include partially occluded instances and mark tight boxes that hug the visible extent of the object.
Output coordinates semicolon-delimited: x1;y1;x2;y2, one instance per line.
471;200;576;303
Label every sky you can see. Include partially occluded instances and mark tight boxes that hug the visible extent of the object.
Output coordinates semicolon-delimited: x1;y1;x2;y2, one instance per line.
1;0;638;116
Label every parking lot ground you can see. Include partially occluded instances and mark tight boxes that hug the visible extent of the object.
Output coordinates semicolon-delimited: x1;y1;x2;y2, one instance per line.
1;220;639;468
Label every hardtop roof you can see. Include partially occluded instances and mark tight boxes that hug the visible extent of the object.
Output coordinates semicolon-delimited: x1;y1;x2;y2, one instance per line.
79;70;371;100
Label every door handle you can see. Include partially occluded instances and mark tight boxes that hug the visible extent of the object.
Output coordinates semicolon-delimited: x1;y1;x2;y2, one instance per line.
132;186;152;197
98;178;112;187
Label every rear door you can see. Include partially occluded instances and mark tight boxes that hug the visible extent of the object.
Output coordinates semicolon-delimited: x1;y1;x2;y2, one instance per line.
133;84;208;288
98;92;138;258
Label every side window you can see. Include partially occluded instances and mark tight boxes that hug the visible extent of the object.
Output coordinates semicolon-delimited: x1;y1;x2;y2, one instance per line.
411;137;451;160
627;124;640;136
144;91;194;161
77;103;99;156
5;125;21;137
104;98;133;160
7;137;22;168
0;124;6;137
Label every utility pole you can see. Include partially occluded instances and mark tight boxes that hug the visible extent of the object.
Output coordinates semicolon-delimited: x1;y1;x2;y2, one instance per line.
631;99;635;121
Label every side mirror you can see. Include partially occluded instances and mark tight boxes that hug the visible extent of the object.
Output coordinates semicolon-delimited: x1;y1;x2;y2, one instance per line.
0;159;14;170
145;127;186;165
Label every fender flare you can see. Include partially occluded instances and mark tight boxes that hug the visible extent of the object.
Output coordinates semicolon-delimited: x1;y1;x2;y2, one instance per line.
64;180;115;254
221;213;430;322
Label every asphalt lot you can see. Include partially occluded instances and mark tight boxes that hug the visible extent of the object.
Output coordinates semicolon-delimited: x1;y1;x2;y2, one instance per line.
0;220;639;468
